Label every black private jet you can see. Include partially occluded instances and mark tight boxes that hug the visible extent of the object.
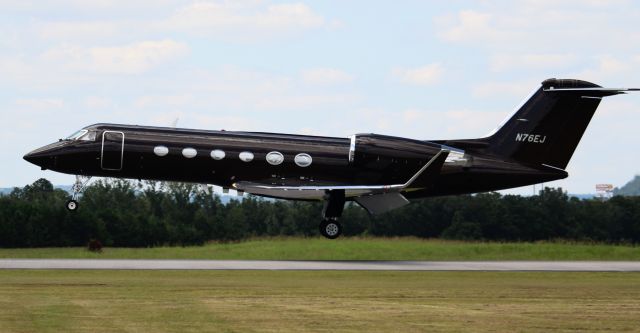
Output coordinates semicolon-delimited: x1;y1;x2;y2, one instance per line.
24;79;638;238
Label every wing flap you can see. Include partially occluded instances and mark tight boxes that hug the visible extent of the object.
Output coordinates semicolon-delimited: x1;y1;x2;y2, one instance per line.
355;193;410;215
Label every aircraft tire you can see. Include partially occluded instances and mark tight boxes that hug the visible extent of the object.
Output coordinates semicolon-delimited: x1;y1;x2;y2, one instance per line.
319;219;342;239
66;199;78;211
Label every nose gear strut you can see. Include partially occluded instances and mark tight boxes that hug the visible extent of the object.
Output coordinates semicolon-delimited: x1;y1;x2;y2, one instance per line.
66;175;92;211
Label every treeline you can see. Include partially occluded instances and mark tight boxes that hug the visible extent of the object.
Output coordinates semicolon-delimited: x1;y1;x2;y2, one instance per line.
1;178;640;247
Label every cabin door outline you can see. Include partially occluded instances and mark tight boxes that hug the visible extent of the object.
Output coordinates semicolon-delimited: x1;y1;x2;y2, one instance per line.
101;131;125;171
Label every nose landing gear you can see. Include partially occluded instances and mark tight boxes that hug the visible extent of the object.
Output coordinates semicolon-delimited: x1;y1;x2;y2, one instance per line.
320;190;345;239
66;199;78;211
66;175;91;211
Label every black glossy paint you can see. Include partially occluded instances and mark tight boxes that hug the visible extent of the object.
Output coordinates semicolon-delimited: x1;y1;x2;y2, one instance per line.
24;78;630;203
22;123;565;200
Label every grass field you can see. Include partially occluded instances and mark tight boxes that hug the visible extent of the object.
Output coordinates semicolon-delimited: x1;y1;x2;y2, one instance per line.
1;237;639;261
0;270;639;332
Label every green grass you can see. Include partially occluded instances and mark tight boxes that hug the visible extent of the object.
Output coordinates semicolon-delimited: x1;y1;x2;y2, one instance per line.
1;237;639;260
1;270;640;332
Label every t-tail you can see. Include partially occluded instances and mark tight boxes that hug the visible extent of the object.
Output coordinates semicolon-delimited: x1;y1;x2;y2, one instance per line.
467;79;638;169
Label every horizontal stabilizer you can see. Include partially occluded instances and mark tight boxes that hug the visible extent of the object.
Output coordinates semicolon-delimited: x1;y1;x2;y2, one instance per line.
544;87;640;92
543;87;640;97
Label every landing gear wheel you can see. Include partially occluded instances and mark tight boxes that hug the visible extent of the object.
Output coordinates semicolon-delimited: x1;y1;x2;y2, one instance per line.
66;200;78;212
319;219;342;239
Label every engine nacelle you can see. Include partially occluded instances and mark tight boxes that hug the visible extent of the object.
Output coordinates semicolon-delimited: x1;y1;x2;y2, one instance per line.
350;133;442;166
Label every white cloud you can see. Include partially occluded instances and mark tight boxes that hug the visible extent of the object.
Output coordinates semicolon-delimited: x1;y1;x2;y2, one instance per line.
255;94;360;111
297;127;324;136
436;3;640;52
402;109;423;122
591;56;630;74
37;21;127;42
402;108;506;139
84;96;113;109
133;94;195;109
301;68;354;85
2;0;186;16
6;98;68;135
192;114;261;132
169;66;359;112
472;80;538;98
572;56;634;82
442;109;510;138
164;1;326;40
392;63;445;85
41;40;189;75
148;111;260;131
520;0;630;10
0;56;35;83
25;1;331;44
333;107;506;140
490;53;577;72
15;98;65;110
437;10;516;44
79;65;364;135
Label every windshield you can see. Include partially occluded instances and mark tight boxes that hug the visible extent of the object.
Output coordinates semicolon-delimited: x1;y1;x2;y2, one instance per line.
65;130;87;140
64;129;98;141
78;131;97;141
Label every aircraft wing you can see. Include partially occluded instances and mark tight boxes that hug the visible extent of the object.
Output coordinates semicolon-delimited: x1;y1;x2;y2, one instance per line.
234;149;449;214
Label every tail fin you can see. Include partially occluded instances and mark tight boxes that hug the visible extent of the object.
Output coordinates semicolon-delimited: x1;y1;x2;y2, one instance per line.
482;78;636;169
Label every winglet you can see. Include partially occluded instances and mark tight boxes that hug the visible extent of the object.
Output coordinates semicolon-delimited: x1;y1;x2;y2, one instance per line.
402;149;450;188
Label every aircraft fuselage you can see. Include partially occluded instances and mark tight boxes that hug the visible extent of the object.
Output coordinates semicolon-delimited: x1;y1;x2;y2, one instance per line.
24;123;566;200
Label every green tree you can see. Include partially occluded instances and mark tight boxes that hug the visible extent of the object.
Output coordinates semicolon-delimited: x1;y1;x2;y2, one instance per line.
442;211;482;240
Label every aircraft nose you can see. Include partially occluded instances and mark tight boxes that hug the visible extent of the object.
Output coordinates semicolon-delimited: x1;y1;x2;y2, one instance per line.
23;143;61;170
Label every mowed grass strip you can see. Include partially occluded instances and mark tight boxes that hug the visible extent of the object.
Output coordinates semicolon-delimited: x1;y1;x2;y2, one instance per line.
1;237;639;260
1;270;640;332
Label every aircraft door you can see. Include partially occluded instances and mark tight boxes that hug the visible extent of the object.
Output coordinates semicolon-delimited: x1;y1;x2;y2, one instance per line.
101;131;124;171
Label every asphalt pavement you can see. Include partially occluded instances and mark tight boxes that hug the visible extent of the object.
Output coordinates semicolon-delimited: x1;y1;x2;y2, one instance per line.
1;259;640;271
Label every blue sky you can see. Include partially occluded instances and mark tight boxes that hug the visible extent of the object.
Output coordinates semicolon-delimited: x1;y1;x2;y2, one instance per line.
1;0;639;194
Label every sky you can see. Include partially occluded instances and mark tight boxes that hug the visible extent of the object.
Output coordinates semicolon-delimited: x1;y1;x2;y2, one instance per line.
1;0;639;194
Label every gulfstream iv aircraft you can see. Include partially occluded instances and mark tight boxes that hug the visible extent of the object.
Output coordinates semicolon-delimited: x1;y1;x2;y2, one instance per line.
24;79;639;238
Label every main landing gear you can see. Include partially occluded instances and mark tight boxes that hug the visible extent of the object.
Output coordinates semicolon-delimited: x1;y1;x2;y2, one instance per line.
66;175;91;211
319;190;345;239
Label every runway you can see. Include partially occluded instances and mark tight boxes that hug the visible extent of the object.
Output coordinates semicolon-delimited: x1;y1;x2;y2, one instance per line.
1;259;640;271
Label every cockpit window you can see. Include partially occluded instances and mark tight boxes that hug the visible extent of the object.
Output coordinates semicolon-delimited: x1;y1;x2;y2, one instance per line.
64;129;98;141
78;131;97;141
65;130;87;140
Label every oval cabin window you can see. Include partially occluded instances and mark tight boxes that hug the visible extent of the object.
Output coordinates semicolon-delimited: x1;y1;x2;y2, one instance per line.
210;149;225;160
266;151;284;165
239;151;254;162
182;148;197;158
154;146;169;157
294;153;312;167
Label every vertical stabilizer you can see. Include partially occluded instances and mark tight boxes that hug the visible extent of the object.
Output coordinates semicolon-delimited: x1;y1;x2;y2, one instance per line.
484;78;626;169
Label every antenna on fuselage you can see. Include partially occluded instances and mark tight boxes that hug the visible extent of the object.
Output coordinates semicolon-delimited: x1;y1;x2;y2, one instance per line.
170;118;179;128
